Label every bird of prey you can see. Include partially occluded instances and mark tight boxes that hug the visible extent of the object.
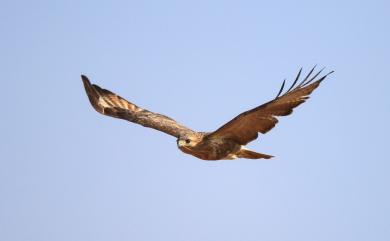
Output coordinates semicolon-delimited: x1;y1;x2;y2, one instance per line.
82;67;332;160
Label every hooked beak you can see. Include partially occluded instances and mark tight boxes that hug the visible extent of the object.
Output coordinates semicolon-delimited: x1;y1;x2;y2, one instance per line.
177;140;186;147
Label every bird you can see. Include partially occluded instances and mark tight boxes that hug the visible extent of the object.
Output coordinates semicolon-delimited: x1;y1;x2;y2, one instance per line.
81;67;333;160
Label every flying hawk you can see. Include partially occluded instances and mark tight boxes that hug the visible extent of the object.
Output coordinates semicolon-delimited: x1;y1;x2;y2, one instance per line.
82;67;332;160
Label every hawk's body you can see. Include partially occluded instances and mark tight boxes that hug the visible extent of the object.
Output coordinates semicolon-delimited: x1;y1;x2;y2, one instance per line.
82;67;332;160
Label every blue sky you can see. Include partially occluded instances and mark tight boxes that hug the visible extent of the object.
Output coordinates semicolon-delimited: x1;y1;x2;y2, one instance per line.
1;0;389;240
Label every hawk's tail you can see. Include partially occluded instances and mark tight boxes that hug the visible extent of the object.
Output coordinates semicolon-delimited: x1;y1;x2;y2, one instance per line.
237;149;273;159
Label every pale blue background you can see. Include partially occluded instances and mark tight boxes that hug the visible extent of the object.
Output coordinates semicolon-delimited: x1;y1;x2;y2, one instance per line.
1;0;389;240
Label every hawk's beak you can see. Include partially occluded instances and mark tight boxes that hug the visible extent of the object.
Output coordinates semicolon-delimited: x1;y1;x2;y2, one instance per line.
177;140;186;147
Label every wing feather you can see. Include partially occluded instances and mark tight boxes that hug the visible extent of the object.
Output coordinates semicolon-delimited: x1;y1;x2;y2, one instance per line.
206;67;333;145
81;75;194;138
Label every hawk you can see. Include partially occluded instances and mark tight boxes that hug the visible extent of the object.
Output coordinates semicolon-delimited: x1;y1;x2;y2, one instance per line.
82;67;333;160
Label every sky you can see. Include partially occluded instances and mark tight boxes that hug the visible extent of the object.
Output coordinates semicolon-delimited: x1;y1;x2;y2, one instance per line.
1;0;389;240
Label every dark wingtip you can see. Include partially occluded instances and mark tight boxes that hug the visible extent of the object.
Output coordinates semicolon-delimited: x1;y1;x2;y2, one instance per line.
302;67;325;87
81;74;94;96
297;65;317;88
81;74;89;82
275;67;334;97
81;75;93;90
266;155;274;159
285;68;303;93
275;79;286;99
318;70;335;83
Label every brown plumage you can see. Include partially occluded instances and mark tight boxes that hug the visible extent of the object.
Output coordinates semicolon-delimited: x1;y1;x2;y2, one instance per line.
82;67;333;160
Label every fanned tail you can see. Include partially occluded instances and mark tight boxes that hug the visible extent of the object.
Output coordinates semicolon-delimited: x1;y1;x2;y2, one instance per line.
237;149;273;159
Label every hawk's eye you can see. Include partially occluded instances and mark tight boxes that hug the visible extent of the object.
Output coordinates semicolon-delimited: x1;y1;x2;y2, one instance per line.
185;139;191;144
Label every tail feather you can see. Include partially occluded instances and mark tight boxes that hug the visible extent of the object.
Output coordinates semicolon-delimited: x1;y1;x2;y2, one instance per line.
237;149;273;159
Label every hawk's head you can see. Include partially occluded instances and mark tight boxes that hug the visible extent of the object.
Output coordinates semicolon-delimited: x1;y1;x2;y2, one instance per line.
177;134;202;150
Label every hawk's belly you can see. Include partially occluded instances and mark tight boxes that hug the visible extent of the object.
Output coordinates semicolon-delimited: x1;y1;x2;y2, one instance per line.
178;139;241;160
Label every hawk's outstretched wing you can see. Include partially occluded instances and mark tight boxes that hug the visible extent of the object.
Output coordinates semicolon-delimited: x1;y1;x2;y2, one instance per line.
81;75;194;138
206;67;333;145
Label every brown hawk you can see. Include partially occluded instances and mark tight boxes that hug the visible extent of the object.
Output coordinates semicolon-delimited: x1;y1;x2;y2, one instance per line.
82;67;333;160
